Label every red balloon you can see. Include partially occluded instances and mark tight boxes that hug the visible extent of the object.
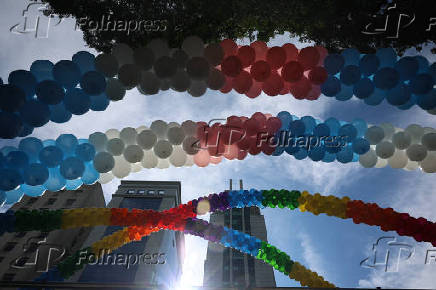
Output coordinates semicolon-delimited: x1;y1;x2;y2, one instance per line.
232;70;253;94
266;117;282;134
261;139;276;155
279;81;291;95
239;116;249;122
250;41;268;61
243;118;261;136
282;43;298;62
298;47;320;70
219;76;233;93
237;136;251;151
226;115;242;127
308;66;328;85
306;84;321;100
237;150;248;160
248;137;262;155
220;39;238;57
264;113;273;119
289;76;312;99
262;72;284;96
221;122;244;145
250;60;271;82
237;46;256;68
266;46;286;69
315;46;328;66
221;56;242;77
210;156;223;164
281;61;304;82
251;112;267;128
223;144;239;160
245;81;262;98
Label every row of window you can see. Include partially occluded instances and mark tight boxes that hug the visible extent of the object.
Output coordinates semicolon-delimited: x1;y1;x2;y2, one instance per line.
126;189;165;195
23;198;76;208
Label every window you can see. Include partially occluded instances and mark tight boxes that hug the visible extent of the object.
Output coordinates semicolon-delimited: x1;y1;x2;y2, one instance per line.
158;190;165;195
64;199;76;207
26;197;38;205
147;190;155;194
127;189;135;194
45;198;56;206
19;207;29;211
15;257;29;267
24;242;38;253
138;189;145;194
2;273;15;281
0;257;4;263
172;239;175;247
3;242;17;251
40;208;49;211
15;232;26;238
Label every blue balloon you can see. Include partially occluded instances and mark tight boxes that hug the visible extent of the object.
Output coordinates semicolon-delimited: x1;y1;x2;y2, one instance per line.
19;100;50;127
0;84;26;112
301;116;316;134
414;56;429;73
324;53;345;75
19;137;43;162
36;80;65;105
0;111;23;139
417;89;436;110
324;118;340;135
313;123;330;137
65;178;83;190
60;157;85;180
428;63;436;81
0;153;5;168
325;140;342;154
80;71;106;95
340;65;361;85
72;51;96;74
395;57;419;81
410;73;434;95
56;134;78;156
43;139;56;147
341;48;360;66
0;191;5;206
351;119;368;137
376;48;397;68
5;187;24;204
308;146;325;161
335;84;353;101
44;167;66;192
364;88;386;106
30;60;54;82
81;161;100;185
321;76;341;97
289;120;305;136
336;145;354;163
49;102;72;123
0;78;2;85
75;143;96;161
64;88;91;115
1;146;18;156
353;78;374;99
0;168;23;191
90;93;110;111
277;111;293;131
359;54;380;76
18;123;34;137
284;141;299;155
397;94;417;110
293;148;308;160
53;60;81;89
272;146;285;156
322;151;336;163
23;163;49;186
5;151;29;170
20;184;45;197
8;70;37;99
338;124;358;143
352;138;370;155
386;84;411;106
39;146;64;167
374;67;399;89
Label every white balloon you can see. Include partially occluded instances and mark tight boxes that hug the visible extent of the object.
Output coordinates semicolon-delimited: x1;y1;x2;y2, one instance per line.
112;43;134;66
405;124;424;144
137;130;157;150
89;132;108;152
106;138;125;156
423;127;436;134
138;71;161;95
406;144;428;161
375;157;387;168
365;126;385;145
112;156;131;178
133;46;155;70
123;145;144;163
93;152;115;173
404;160;419;171
183;136;200;155
392;131;411;150
188;80;207;97
379;123;395;140
181;120;197;136
106;78;126;101
98;172;114;184
146;38;170;59
388;150;408;168
105;129;120;139
182;36;205;57
186;57;210;80
150;120;168;139
376;141;395;159
421;133;436;151
154;140;173;159
170;70;191;92
118;64;141;89
168;122;180;128
167;126;185;145
204;43;224;66
169;145;187;167
359;149;377;168
185;154;194;166
120;127;138;145
136;126;148;133
141;150;158;168
207;68;226;90
95;53;119;77
154;56;177;79
157;158;170;169
420;152;436;173
131;162;142;173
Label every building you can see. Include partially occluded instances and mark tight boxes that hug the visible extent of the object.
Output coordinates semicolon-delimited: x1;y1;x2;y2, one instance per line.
70;180;184;289
203;180;276;288
0;183;106;283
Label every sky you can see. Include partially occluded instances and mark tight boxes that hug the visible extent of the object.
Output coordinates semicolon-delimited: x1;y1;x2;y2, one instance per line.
1;0;436;288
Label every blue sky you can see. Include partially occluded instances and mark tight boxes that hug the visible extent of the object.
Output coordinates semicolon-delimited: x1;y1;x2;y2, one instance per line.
1;1;436;287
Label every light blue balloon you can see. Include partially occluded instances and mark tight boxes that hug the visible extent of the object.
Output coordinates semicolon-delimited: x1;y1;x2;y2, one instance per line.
277;111;293;131
352;119;368;137
324;118;340;135
81;161;100;185
5;186;24;204
0;191;6;207
301;116;316;134
322;151;336;163
18;137;43;162
75;143;96;161
21;184;46;197
44;167;66;192
43;139;56;147
65;178;83;190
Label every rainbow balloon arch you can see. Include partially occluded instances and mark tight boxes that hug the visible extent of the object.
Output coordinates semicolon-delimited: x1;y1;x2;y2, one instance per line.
2;188;436;287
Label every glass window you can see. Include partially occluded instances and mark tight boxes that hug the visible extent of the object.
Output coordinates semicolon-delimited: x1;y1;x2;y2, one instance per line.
45;198;56;206
0;257;4;263
147;190;155;194
138;189;145;194
26;197;38;205
64;199;76;207
158;190;165;195
3;242;17;251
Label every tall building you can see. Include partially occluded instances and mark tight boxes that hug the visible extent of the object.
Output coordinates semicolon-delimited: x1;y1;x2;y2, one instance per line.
203;180;276;288
0;183;106;283
71;180;184;289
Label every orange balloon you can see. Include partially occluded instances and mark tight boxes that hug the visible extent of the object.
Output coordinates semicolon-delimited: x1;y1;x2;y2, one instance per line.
250;60;271;82
289;76;312;99
262;72;284;96
250;41;268;61
220;39;238;57
308;66;328;85
221;56;242;77
281;61;304;82
237;45;256;68
282;43;298;62
298;47;320;70
232;70;253;94
194;150;210;167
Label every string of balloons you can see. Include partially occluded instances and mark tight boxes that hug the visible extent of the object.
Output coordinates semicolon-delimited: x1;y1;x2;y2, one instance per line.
1;37;435;139
4;188;436;287
1;111;435;204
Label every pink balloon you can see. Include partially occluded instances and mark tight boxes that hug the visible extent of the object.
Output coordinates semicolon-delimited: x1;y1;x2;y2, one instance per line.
194;150;210;167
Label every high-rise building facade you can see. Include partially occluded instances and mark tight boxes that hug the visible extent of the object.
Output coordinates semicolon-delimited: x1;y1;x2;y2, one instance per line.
203;180;276;288
0;183;106;283
71;180;184;289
